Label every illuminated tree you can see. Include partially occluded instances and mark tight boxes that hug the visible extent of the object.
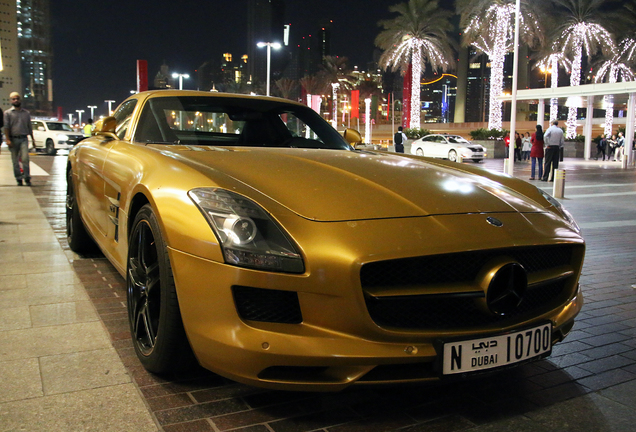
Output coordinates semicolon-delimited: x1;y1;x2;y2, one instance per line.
595;38;636;136
457;0;543;131
375;0;454;129
550;0;617;138
320;56;354;127
536;48;567;122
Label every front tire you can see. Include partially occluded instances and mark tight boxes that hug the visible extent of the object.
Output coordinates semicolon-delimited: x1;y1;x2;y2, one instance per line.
448;150;458;162
66;168;96;252
416;148;424;156
127;204;194;373
46;139;57;155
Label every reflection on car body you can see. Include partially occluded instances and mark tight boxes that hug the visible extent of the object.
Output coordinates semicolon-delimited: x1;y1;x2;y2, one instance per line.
66;90;584;391
411;133;486;162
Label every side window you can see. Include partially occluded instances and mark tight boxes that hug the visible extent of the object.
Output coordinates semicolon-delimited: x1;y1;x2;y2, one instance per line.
33;121;45;131
112;100;138;140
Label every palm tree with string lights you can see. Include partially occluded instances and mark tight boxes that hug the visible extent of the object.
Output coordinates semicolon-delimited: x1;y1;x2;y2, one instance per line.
550;0;617;139
320;56;354;128
457;0;543;131
535;45;568;122
595;37;636;137
375;0;455;130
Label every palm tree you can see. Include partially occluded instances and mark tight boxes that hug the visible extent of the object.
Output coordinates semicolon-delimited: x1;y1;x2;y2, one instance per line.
375;0;454;130
320;56;354;127
535;46;568;122
550;0;617;138
595;38;636;136
457;0;543;131
273;78;298;101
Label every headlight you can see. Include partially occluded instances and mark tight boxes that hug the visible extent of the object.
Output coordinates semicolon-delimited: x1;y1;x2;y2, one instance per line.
189;188;304;273
57;134;69;141
540;190;580;232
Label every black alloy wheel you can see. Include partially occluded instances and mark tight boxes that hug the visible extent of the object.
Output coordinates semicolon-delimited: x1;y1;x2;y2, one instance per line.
127;204;193;373
66;168;95;252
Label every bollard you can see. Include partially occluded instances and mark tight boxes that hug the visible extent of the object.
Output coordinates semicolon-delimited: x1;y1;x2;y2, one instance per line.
622;150;628;169
553;169;565;199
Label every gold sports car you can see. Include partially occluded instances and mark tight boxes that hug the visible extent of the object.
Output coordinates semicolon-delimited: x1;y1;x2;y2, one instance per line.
67;90;584;391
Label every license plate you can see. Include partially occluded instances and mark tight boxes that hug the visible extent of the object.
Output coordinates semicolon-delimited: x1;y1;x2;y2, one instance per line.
442;323;552;375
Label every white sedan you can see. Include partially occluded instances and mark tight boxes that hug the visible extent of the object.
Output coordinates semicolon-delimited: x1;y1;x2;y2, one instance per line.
410;134;486;162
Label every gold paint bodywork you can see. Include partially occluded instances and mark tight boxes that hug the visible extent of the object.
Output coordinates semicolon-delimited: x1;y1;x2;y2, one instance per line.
68;91;584;391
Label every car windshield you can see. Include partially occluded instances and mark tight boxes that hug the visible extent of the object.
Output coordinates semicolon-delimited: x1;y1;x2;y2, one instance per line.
47;122;74;132
447;136;470;144
133;96;351;150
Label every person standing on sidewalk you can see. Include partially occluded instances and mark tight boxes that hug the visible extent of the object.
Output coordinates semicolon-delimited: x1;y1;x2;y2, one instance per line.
541;120;564;182
3;92;35;186
394;126;407;153
530;125;544;180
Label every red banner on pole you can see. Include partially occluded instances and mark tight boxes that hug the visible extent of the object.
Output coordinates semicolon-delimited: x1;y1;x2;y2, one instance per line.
351;90;359;118
137;60;148;93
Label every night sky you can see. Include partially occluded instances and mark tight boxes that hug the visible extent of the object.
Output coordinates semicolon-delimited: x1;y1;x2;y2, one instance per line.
50;0;393;120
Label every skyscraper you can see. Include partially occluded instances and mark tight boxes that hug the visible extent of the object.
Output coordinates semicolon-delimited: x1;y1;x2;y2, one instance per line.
16;0;53;116
247;0;285;87
0;0;20;108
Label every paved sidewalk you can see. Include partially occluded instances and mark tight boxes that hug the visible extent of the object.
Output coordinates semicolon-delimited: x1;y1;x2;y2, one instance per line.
0;153;159;431
2;152;636;431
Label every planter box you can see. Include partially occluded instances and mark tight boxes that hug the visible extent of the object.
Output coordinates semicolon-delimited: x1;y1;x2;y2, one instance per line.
473;140;506;159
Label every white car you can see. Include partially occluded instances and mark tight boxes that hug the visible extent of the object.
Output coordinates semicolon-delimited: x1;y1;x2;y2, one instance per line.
410;134;486;162
31;120;85;155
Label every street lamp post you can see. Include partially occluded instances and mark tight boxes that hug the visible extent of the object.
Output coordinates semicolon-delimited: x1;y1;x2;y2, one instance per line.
105;100;116;116
76;110;85;126
87;105;97;119
172;73;190;90
257;42;281;96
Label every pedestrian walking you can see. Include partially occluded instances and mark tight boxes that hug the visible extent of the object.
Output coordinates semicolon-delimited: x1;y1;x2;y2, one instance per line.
514;132;522;162
595;134;607;161
3;92;35;186
530;125;544;180
541;120;564;182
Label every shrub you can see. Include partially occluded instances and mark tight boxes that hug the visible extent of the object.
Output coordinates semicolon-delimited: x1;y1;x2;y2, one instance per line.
469;128;508;140
403;128;431;139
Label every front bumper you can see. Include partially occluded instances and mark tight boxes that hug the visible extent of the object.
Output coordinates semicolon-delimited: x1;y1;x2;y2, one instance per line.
169;212;584;391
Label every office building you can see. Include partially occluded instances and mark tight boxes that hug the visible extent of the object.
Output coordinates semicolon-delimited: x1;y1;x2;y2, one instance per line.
0;0;20;108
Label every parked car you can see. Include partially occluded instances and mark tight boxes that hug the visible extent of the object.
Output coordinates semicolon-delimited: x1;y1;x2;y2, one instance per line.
32;120;85;155
66;90;584;391
411;134;486;162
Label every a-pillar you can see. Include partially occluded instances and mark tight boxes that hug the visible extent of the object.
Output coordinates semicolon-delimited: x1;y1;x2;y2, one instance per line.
584;96;594;160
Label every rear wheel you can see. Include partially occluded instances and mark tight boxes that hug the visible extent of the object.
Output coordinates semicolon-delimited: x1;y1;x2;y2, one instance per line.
46;139;57;155
448;150;458;162
127;204;194;373
66;169;96;252
416;148;424;156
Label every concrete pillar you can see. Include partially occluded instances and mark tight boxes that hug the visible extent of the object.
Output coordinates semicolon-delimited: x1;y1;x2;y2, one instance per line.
537;98;545;129
584;96;594;160
454;46;468;123
626;93;636;166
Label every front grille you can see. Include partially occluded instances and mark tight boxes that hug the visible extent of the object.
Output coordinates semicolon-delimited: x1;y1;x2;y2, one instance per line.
232;286;302;324
361;245;579;330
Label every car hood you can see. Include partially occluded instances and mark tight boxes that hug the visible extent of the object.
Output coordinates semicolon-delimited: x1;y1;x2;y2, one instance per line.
161;146;546;222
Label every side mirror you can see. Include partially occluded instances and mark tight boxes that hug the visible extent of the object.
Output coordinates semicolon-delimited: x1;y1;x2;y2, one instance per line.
38;126;45;131
95;116;118;140
342;128;362;145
